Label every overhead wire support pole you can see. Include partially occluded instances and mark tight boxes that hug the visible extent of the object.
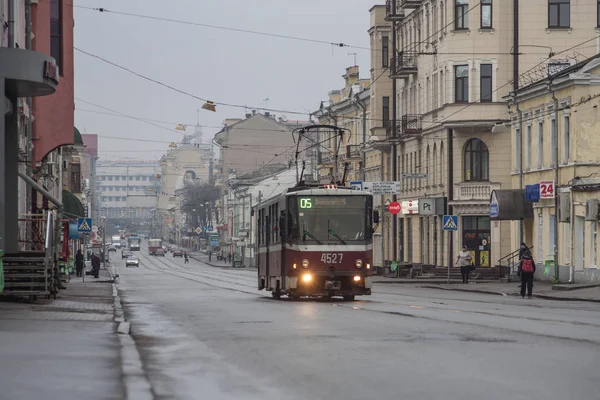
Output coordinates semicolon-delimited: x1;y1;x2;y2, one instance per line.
391;18;398;263
547;78;560;283
511;92;524;247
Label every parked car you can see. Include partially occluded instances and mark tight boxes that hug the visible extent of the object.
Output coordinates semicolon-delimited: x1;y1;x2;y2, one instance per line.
172;249;183;258
125;256;140;268
122;249;132;259
155;249;165;257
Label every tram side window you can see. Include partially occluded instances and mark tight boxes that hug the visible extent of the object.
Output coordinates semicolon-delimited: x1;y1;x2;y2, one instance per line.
258;209;263;245
274;203;279;243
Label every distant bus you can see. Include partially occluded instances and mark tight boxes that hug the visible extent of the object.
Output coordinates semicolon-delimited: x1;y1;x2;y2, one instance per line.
128;236;141;251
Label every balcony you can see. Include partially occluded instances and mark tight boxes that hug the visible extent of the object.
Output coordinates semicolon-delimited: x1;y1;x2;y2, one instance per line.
385;0;405;21
390;52;418;79
319;153;333;165
401;0;424;9
346;145;362;159
453;182;501;202
402;114;422;135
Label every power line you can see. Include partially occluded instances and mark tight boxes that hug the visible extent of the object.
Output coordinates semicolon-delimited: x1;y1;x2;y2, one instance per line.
73;5;368;51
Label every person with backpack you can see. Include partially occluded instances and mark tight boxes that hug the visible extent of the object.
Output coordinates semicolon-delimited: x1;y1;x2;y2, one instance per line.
518;252;536;298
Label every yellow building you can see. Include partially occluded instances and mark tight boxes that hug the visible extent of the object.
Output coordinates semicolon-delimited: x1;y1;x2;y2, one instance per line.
370;0;598;270
506;56;600;283
313;65;370;184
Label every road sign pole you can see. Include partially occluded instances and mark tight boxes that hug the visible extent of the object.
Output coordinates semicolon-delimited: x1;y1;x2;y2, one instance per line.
447;231;451;284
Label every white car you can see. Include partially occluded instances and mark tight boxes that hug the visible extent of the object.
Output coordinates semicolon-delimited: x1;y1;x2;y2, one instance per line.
125;256;140;268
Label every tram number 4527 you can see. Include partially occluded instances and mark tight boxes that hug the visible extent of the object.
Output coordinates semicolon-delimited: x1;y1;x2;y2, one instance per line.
321;253;344;264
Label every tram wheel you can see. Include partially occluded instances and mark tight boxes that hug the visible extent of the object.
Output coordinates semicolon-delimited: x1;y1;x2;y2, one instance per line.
343;295;355;301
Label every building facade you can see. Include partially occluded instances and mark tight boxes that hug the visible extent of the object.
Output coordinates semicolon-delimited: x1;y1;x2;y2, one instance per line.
507;56;600;283
96;160;160;234
314;65;371;184
374;0;599;269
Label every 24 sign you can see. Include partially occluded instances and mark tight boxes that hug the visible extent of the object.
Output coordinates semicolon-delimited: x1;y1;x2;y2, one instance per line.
539;180;555;199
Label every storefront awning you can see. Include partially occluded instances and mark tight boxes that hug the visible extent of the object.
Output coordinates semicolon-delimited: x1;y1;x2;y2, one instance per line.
489;189;534;220
62;190;85;220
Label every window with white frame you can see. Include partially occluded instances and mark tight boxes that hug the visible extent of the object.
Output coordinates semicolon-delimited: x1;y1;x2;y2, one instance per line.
525;124;532;170
480;64;492;102
454;65;469;103
562;114;570;164
549;0;570;28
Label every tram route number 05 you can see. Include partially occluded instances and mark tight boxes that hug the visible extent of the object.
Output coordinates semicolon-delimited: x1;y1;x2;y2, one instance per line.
321;253;343;264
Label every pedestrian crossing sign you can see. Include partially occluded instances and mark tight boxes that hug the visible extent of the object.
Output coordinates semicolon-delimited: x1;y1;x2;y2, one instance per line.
442;215;458;231
77;218;93;233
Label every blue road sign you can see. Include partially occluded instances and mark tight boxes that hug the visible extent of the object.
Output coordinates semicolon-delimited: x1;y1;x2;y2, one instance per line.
77;218;92;233
525;184;541;202
489;203;499;218
350;181;362;191
442;215;458;231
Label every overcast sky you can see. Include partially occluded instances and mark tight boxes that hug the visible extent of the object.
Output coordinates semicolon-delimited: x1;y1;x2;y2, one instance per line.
74;0;376;161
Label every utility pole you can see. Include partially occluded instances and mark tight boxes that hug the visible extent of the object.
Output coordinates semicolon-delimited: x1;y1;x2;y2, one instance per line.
391;19;398;262
512;92;524;247
354;94;367;181
548;79;560;283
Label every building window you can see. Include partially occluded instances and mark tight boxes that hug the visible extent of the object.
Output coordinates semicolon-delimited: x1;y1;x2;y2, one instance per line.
562;115;570;164
549;0;570;28
455;0;469;30
481;0;492;28
480;63;492;102
454;65;469;103
537;121;544;168
50;0;63;72
382;36;389;68
382;96;390;128
525;124;532;170
464;138;489;181
70;164;81;193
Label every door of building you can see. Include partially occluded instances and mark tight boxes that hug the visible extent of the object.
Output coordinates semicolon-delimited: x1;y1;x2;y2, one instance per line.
462;216;491;267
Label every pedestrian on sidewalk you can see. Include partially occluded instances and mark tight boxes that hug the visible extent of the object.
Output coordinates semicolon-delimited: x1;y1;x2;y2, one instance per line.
184;252;189;264
75;249;84;277
518;251;536;298
456;246;473;284
91;254;101;278
208;251;212;262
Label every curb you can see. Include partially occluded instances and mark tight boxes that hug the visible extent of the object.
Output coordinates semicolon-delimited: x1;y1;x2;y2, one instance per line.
112;283;154;399
418;285;507;296
507;292;600;303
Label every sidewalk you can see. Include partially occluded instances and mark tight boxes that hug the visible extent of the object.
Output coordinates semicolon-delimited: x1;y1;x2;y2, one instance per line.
414;281;600;303
0;267;124;400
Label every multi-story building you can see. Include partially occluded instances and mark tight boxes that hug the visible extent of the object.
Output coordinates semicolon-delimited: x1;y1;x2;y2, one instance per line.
373;0;599;270
506;55;600;283
314;65;370;184
81;134;99;220
157;143;214;243
96;160;160;233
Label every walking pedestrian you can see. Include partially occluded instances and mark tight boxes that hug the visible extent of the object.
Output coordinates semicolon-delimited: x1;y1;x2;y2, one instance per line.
184;252;189;263
75;249;84;277
456;246;473;284
518;251;536;298
208;251;212;262
91;253;100;278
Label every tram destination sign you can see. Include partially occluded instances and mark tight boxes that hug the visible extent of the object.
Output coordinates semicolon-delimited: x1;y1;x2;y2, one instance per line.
363;181;401;195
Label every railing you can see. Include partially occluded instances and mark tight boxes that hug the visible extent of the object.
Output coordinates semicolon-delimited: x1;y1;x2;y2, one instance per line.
385;0;405;20
402;114;423;134
390;52;418;78
497;246;534;273
386;123;401;139
401;0;424;8
453;182;501;201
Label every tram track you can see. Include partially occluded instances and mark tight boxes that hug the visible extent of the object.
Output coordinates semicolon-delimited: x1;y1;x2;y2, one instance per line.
124;247;600;342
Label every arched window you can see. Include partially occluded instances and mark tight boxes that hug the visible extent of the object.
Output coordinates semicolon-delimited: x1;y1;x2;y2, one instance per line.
464;139;489;181
432;143;437;185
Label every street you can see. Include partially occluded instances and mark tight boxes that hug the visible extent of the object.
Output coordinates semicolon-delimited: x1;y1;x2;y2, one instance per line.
113;249;600;400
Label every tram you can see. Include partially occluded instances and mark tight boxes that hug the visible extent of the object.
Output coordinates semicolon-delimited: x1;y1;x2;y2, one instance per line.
256;184;377;301
127;235;141;251
148;238;163;255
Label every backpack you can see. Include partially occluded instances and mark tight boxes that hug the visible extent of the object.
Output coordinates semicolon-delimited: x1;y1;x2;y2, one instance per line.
521;258;534;273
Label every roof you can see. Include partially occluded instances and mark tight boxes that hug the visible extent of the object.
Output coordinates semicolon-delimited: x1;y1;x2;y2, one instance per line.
213;113;297;146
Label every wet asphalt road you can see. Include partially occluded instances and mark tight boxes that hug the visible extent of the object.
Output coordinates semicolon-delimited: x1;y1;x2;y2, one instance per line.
116;249;600;400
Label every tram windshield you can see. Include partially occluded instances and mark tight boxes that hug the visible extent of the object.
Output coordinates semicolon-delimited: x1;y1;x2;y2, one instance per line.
290;195;372;242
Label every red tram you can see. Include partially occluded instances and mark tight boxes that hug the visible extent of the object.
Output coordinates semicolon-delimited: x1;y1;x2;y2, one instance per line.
256;184;377;300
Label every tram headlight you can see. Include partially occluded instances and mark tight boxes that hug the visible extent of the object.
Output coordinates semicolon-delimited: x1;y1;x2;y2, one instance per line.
302;273;313;283
302;259;310;268
366;263;371;270
355;259;363;268
353;275;361;282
